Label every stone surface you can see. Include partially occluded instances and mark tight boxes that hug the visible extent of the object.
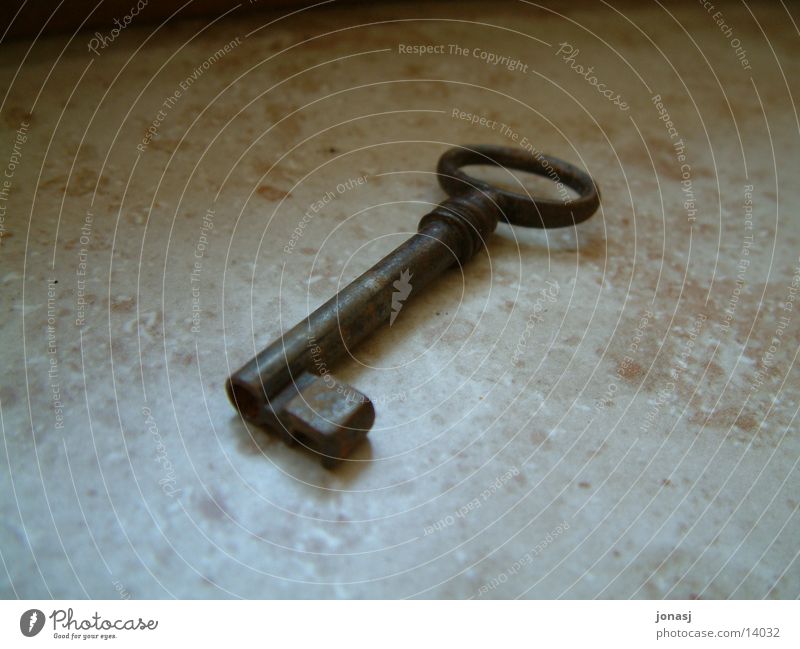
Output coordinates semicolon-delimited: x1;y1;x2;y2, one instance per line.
0;1;798;598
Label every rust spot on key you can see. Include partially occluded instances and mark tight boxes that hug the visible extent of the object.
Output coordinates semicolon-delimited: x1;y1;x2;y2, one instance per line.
226;144;600;467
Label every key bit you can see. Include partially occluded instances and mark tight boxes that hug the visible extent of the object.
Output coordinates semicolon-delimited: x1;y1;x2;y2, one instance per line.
227;144;600;467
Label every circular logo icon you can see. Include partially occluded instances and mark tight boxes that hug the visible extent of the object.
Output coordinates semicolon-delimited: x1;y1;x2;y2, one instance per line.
20;609;45;637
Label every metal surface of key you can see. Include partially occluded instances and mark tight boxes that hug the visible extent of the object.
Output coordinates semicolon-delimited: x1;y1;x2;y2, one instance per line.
226;144;600;467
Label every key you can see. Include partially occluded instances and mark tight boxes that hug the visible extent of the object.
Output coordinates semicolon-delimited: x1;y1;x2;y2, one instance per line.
226;144;600;468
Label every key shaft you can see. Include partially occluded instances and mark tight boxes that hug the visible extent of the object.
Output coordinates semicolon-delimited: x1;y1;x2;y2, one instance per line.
226;193;502;466
226;144;600;467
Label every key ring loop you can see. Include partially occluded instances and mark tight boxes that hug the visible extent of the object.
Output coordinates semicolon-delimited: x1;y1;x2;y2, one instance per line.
437;144;600;228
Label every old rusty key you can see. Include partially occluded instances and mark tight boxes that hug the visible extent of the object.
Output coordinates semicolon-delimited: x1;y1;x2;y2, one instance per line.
227;144;600;467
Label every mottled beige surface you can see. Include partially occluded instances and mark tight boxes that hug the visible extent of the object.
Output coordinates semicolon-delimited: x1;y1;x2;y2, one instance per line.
1;1;798;599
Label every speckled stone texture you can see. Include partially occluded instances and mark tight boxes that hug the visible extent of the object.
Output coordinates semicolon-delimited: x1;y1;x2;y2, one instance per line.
1;1;798;599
